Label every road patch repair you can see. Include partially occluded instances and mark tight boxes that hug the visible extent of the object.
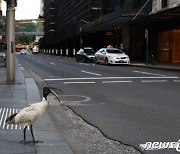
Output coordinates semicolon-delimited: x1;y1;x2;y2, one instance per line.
46;95;141;153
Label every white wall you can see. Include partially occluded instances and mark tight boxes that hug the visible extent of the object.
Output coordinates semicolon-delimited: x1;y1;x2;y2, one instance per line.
152;0;180;14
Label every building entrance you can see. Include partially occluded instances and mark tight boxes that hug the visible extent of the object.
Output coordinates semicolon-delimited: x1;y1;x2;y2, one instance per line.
158;30;180;63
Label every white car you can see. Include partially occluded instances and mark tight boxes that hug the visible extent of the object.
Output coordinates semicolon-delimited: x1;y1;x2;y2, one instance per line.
94;48;130;65
32;49;38;54
20;49;27;55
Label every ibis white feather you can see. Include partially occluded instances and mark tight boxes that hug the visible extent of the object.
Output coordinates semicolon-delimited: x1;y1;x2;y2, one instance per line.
5;87;61;143
13;98;48;127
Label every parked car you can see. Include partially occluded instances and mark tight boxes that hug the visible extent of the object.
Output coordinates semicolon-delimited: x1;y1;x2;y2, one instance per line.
76;47;95;62
20;49;27;55
0;52;6;63
94;48;130;65
32;49;38;54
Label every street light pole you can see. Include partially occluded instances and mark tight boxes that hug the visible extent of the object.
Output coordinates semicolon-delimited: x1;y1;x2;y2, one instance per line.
5;0;16;83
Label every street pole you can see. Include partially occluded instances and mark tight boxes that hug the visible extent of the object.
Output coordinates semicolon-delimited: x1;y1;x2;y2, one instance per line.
145;29;149;65
6;0;16;83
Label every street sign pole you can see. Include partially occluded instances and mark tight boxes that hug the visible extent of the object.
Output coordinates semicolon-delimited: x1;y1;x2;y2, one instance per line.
6;0;16;83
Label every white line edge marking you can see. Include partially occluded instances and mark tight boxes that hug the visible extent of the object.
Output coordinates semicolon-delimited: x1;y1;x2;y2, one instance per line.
45;76;179;81
64;82;96;84
141;80;167;83
81;70;102;76
102;81;132;83
133;70;166;76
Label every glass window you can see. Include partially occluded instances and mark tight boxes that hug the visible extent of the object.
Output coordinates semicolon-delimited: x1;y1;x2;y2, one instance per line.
162;0;168;8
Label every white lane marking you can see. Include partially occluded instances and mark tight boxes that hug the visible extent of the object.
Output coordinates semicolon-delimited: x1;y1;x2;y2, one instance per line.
3;108;9;129
64;82;96;84
6;108;12;129
102;81;132;83
81;70;101;76
15;109;19;130
0;108;5;126
0;108;30;130
19;66;25;71
79;63;89;66
11;109;15;129
133;70;166;77
50;62;56;65
174;80;180;82
141;80;167;83
45;76;179;81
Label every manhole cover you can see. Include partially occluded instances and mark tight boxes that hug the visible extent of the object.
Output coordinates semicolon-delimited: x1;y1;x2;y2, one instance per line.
50;95;91;106
60;95;88;102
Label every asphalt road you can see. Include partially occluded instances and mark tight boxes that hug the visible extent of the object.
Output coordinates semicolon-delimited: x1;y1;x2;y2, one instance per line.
17;53;180;154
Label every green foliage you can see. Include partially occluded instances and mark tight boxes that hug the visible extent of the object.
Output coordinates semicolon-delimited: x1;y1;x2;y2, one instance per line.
16;23;36;32
15;34;35;45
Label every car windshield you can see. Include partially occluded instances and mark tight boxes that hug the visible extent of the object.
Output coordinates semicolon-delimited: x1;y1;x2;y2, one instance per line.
84;49;94;55
107;49;123;54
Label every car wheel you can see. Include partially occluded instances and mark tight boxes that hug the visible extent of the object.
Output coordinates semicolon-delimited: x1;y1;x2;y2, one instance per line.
105;58;109;66
83;57;86;63
95;58;99;64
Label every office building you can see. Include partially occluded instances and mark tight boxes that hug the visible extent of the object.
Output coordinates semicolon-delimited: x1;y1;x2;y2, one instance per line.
41;0;153;60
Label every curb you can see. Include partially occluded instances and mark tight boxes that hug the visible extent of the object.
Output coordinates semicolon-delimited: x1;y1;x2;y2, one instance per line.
19;60;74;154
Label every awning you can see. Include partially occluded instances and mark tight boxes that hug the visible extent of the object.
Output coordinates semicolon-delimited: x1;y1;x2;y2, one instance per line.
82;13;132;33
131;5;180;26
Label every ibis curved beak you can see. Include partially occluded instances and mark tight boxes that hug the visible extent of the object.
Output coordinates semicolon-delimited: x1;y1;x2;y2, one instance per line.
50;88;63;103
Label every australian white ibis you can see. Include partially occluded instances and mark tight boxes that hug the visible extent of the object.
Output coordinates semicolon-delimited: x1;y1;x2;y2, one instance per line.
5;87;62;143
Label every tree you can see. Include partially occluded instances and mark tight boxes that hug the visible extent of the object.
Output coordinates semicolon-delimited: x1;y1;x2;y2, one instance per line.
15;34;35;45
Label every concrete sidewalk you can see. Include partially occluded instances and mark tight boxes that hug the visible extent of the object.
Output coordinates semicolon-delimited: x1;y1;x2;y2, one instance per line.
130;61;180;71
0;60;73;154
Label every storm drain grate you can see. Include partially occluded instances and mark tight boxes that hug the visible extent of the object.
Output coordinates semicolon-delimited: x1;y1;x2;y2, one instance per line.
0;108;29;130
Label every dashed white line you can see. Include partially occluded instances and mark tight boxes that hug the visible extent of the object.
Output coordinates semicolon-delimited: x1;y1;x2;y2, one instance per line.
174;80;180;82
50;62;56;65
81;70;101;76
79;63;89;66
133;70;166;76
64;82;96;84
141;80;168;83
102;81;132;83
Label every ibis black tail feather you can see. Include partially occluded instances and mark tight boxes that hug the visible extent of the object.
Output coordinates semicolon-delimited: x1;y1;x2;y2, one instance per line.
5;113;17;124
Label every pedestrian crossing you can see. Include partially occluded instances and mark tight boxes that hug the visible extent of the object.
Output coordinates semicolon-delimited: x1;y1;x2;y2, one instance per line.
0;108;29;130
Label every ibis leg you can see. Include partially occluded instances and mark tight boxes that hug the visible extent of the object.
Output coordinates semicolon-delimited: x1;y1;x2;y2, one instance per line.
23;126;27;141
30;125;35;142
20;126;28;143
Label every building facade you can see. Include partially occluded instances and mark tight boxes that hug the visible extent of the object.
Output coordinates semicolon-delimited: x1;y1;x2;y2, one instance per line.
151;0;180;63
133;0;180;63
40;0;152;59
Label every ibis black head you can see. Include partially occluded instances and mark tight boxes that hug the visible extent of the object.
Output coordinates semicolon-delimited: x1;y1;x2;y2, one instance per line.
43;87;63;103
